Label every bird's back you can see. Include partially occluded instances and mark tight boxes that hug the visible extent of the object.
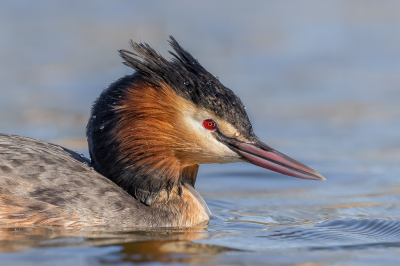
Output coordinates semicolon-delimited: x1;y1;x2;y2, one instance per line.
0;133;147;227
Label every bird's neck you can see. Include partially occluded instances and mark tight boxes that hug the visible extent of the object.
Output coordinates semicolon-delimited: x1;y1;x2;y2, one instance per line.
86;75;201;205
148;183;211;227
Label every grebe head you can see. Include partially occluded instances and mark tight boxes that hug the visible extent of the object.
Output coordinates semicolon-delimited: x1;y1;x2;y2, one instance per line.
86;36;325;206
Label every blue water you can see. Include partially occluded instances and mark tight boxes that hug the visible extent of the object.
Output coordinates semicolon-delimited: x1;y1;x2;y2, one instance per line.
2;1;400;265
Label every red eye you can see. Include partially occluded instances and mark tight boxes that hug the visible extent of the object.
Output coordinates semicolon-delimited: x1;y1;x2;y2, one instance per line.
203;119;217;130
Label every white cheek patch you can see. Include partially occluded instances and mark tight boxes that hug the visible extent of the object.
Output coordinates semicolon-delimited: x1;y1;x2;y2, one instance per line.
183;110;242;164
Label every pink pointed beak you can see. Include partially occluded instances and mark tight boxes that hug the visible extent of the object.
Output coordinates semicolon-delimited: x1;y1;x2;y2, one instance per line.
229;139;325;181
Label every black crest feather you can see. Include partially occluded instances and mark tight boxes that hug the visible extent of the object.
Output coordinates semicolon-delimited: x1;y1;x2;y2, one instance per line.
119;36;253;136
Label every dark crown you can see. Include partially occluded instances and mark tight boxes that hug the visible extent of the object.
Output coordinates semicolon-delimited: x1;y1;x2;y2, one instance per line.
119;36;253;137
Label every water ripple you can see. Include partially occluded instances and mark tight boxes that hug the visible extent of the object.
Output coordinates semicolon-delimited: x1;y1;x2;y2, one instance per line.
260;219;400;249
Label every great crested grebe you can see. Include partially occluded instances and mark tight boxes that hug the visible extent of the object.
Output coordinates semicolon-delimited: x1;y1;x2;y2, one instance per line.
0;37;325;227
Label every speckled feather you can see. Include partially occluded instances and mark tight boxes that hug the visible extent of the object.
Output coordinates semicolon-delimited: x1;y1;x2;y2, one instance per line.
0;134;208;227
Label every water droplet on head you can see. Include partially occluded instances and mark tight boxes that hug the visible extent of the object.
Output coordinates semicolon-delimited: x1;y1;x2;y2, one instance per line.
184;81;189;86
80;154;84;157
100;125;104;131
244;106;246;110
93;115;96;118
214;76;219;80
90;167;94;172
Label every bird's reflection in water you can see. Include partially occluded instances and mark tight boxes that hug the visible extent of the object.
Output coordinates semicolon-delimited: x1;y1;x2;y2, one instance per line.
105;240;236;265
0;224;236;262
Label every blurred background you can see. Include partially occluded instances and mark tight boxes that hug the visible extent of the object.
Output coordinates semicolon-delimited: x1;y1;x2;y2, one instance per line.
2;1;400;264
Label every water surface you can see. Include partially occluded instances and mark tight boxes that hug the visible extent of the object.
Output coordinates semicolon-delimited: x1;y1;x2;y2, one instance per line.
2;1;400;265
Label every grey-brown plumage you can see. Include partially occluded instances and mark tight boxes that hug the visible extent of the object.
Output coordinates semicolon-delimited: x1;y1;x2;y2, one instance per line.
0;134;209;227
